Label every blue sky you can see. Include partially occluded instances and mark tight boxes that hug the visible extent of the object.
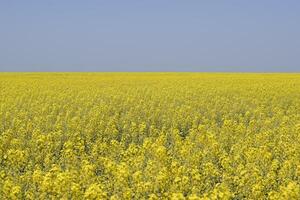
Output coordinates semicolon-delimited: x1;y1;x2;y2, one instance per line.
0;1;299;72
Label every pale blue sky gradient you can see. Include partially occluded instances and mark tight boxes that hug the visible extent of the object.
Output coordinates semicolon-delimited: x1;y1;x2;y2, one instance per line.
0;1;300;72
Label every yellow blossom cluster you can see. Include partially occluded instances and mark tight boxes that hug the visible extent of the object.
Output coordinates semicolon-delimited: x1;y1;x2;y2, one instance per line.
1;73;300;199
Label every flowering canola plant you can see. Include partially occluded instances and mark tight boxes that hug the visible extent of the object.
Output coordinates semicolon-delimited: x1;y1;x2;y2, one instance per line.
1;73;300;199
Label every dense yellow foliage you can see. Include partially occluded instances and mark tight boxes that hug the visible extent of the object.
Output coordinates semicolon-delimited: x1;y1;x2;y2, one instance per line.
1;73;300;199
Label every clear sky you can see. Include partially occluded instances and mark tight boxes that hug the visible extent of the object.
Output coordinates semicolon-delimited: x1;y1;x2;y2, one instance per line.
0;1;299;72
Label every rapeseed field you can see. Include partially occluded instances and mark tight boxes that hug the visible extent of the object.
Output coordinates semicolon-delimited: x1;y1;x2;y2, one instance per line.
1;73;300;199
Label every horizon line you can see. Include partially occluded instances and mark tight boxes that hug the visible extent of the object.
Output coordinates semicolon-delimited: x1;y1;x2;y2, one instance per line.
1;71;300;73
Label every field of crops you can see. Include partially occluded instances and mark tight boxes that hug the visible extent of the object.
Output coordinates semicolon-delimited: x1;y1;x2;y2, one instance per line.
1;73;300;199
